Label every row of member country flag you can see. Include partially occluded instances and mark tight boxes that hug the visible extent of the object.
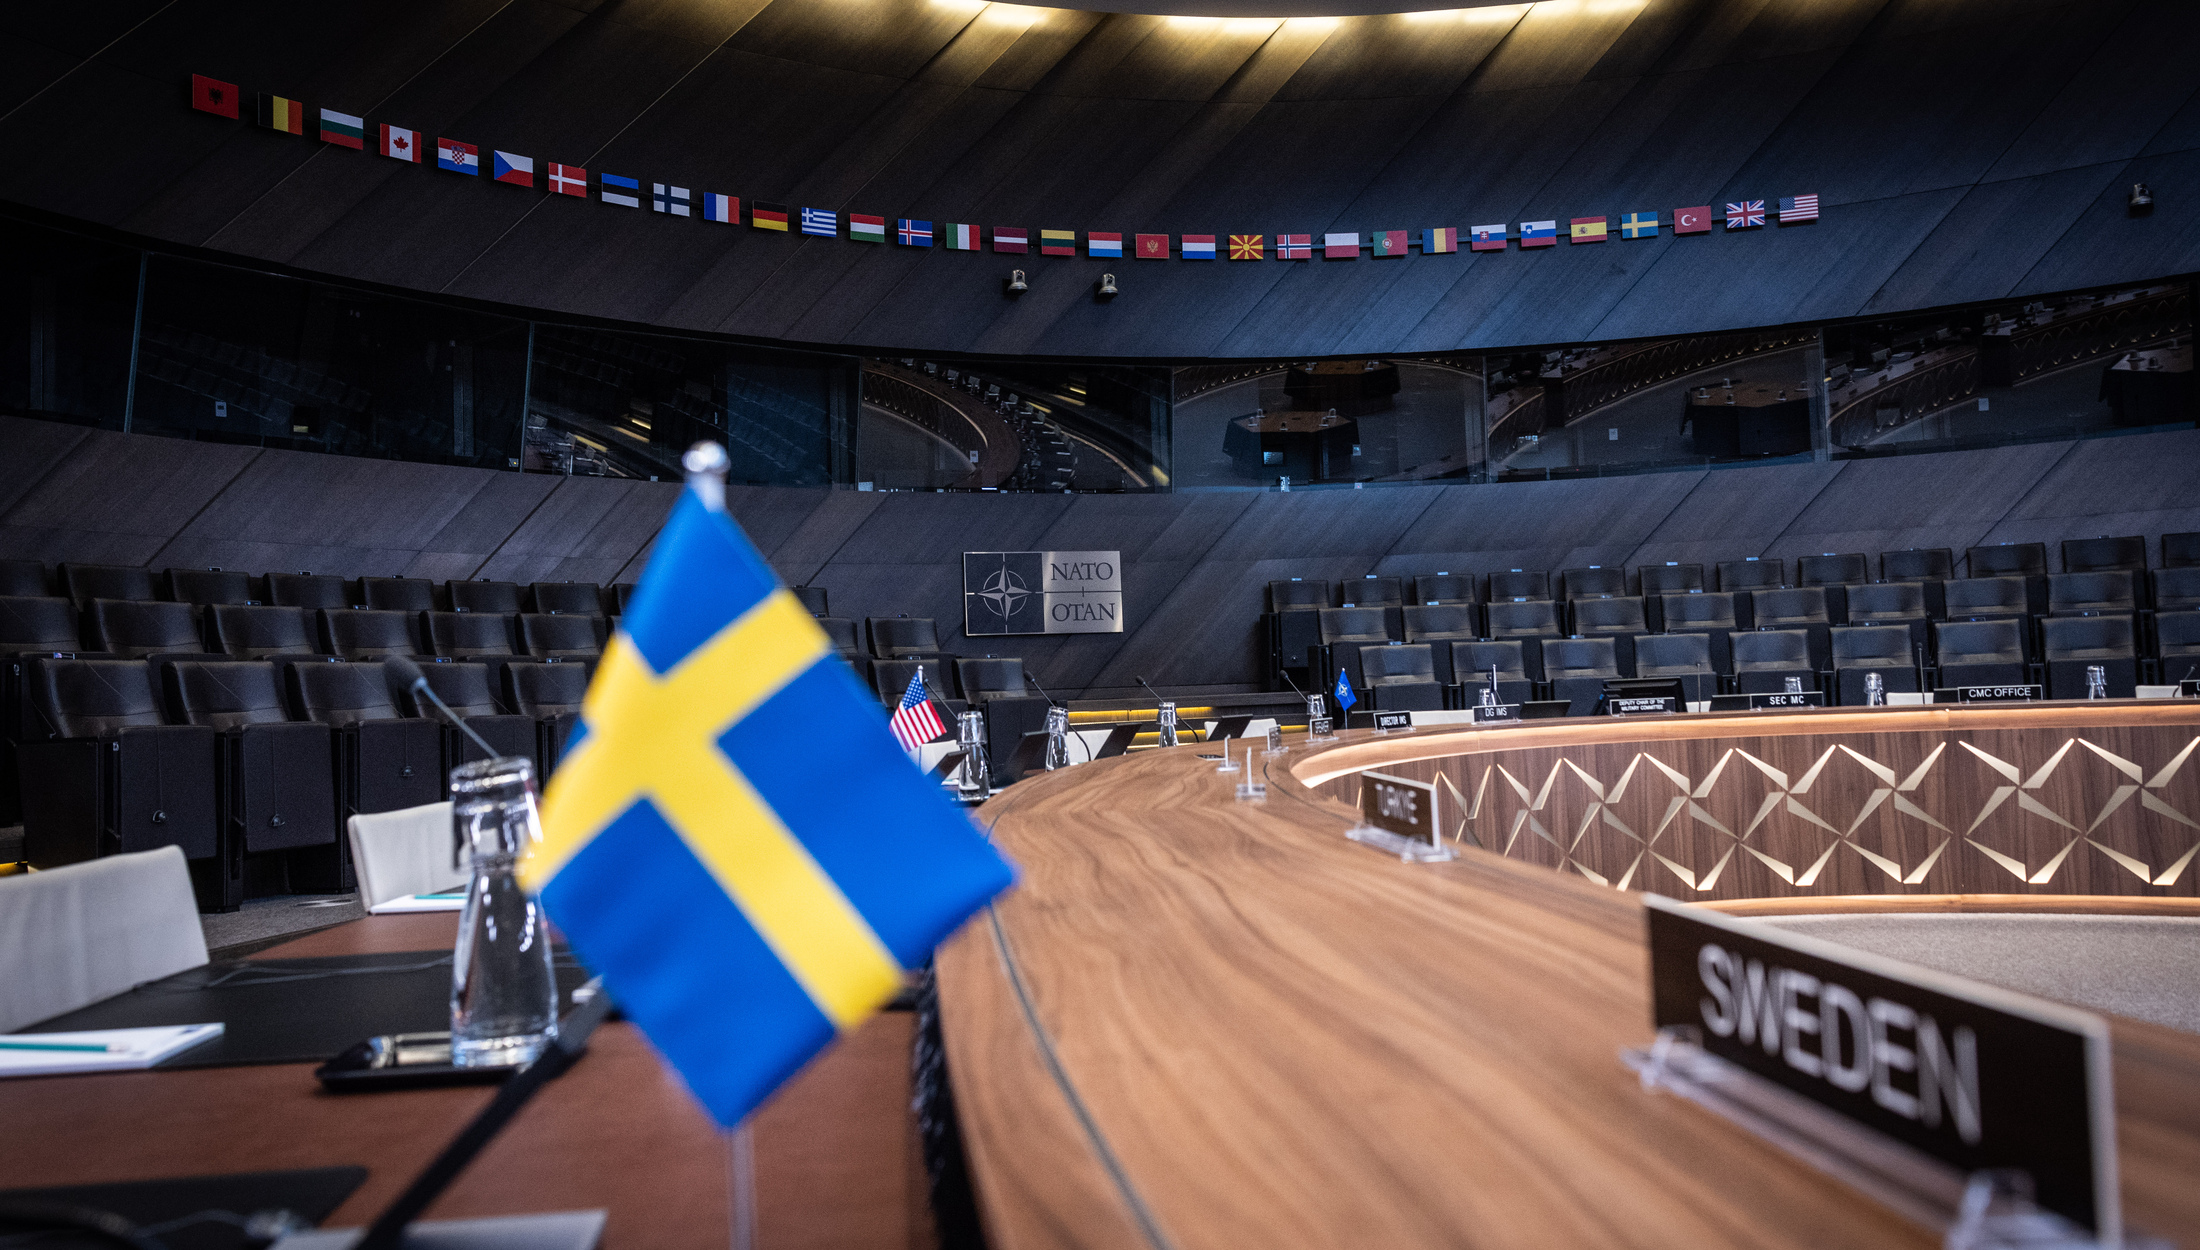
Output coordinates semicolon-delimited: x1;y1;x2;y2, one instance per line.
196;75;1821;257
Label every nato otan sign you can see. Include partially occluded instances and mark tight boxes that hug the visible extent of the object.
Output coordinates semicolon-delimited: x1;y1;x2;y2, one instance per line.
963;551;1122;636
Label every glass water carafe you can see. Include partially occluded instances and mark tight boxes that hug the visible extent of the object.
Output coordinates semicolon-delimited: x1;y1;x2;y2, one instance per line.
449;756;560;1068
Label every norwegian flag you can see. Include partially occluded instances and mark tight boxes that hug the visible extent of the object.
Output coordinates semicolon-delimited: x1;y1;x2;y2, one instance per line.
1276;233;1312;260
1726;200;1766;229
1779;194;1820;224
548;163;587;197
889;671;946;752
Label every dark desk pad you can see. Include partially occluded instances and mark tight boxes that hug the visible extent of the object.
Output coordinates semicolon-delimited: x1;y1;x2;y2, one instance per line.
0;1166;366;1249
17;951;593;1068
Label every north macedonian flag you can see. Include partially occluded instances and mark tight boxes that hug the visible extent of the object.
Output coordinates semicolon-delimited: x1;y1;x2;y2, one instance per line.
1228;234;1264;260
529;461;1016;1128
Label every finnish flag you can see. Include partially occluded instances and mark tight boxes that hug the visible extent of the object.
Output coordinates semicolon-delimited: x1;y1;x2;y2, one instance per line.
653;183;692;217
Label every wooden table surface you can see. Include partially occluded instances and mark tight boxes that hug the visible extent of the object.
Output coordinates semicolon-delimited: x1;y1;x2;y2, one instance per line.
935;719;2200;1250
0;913;934;1250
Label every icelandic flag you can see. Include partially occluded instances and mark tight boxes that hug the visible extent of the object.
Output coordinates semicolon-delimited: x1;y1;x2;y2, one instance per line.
436;138;479;175
602;173;642;208
1332;667;1356;714
1520;220;1558;247
654;184;692;216
1469;224;1506;252
801;207;837;237
493;151;534;187
525;468;1015;1128
1181;234;1217;260
704;193;738;224
897;219;932;247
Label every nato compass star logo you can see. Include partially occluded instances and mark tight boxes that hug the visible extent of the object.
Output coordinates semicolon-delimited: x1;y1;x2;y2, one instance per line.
977;559;1030;620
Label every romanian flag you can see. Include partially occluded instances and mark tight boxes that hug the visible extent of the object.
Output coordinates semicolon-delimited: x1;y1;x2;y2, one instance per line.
318;108;364;150
190;75;239;120
1276;234;1312;260
1620;212;1658;239
753;202;790;232
1469;224;1506;252
1570;217;1608;243
1087;232;1123;259
257;93;305;135
1039;229;1076;256
1520;220;1558;248
1425;228;1458;254
943;224;980;251
1135;234;1169;259
849;214;888;243
1228;234;1264;261
1369;230;1407;258
1181;235;1216;260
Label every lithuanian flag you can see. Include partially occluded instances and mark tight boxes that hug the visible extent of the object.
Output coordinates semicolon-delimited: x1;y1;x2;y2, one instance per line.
257;93;305;135
1040;229;1076;256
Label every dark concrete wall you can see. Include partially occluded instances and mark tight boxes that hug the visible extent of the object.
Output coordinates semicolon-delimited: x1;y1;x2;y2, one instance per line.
1;0;2195;360
7;416;2197;696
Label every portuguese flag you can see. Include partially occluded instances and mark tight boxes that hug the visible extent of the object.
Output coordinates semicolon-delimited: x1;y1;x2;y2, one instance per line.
318;108;364;149
257;93;305;135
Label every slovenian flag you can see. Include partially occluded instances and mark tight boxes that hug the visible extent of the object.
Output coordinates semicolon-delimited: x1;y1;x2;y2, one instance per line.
549;163;586;196
897;219;932;247
752;202;789;231
493;151;534;187
801;208;837;237
992;227;1028;254
1520;220;1558;248
1424;227;1458;254
602;174;642;208
1369;230;1407;258
318;108;364;149
1469;224;1506;251
1039;229;1075;256
704;194;738;224
654;184;692;216
1323;232;1359;259
1181;234;1217;260
942;223;979;251
1088;232;1123;258
850;214;887;243
437;138;479;176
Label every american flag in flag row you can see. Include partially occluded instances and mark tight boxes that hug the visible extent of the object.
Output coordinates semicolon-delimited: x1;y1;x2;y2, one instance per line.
889;671;947;753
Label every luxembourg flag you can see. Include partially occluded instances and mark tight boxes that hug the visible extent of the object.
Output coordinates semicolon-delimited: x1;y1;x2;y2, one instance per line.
704;193;738;224
1180;234;1217;260
436;138;478;176
1087;232;1123;258
378;124;421;163
492;151;533;187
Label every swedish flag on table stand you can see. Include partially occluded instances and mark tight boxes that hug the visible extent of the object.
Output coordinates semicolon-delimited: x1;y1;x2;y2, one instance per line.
524;442;1015;1126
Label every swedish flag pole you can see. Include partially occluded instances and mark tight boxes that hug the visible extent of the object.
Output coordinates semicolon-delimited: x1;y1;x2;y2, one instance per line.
525;442;1015;1126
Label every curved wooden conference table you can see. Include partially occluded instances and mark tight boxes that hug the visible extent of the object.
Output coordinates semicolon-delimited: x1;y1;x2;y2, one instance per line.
935;701;2200;1250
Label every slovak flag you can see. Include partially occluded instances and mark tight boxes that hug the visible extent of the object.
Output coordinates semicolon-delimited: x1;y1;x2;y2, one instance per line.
1469;224;1506;251
1726;200;1766;229
492;151;533;187
548;163;587;197
436;138;479;175
378;124;421;163
705;194;739;224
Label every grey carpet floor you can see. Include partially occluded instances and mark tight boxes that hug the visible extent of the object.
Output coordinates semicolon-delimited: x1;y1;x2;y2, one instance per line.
1764;914;2200;1035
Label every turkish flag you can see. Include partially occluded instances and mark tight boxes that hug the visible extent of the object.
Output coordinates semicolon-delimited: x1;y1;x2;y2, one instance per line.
191;74;239;119
1135;233;1169;259
1673;206;1712;235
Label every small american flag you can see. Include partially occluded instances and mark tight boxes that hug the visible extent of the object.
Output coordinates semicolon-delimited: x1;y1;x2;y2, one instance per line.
1779;194;1820;224
889;671;945;752
1726;200;1766;229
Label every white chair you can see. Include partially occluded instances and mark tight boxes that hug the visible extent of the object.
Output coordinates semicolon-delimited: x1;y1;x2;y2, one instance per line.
0;847;209;1032
348;801;465;911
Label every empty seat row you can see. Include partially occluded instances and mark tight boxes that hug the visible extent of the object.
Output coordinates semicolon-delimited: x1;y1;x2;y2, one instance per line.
0;598;608;663
0;562;634;616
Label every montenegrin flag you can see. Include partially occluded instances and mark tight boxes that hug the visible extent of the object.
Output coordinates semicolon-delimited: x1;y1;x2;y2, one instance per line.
1087;232;1123;258
379;124;421;163
942;223;980;251
1570;216;1608;243
318;108;364;149
1135;233;1169;259
1424;227;1458;254
1228;234;1264;261
1180;234;1217;260
527;451;1015;1128
1039;229;1076;256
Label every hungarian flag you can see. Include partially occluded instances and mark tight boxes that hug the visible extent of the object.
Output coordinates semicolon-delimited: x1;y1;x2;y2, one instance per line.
1673;206;1712;235
943;224;979;250
257;93;305;135
493;151;534;187
1087;232;1123;258
752;202;790;231
379;125;421;163
1135;234;1169;259
1619;212;1658;239
1322;232;1359;259
318;108;364;149
897;219;932;247
1424;227;1458;254
1039;229;1075;256
1569;217;1608;244
1519;220;1557;248
1469;224;1506;252
1228;234;1264;260
191;75;239;119
705;194;738;224
548;163;586;196
1276;234;1312;260
992;227;1028;253
850;214;888;243
1181;235;1216;260
1369;230;1407;257
437;138;479;176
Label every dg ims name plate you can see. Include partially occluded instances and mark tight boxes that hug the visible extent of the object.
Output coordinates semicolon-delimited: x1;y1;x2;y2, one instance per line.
963;551;1123;636
1644;896;2119;1237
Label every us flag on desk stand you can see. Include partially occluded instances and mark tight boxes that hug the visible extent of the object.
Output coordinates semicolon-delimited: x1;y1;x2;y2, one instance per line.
890;671;945;752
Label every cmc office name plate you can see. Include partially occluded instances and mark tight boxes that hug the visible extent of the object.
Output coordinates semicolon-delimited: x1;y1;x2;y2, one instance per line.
964;550;1123;636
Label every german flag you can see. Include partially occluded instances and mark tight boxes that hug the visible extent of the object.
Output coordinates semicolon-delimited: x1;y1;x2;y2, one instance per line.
257;93;305;135
752;202;790;232
1569;216;1608;244
1228;234;1263;261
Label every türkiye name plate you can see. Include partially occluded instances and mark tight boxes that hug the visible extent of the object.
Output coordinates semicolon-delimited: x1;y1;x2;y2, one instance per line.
963;551;1123;636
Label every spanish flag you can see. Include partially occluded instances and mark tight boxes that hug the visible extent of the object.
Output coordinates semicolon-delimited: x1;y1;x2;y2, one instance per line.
257;93;305;135
1569;216;1608;243
1228;234;1264;261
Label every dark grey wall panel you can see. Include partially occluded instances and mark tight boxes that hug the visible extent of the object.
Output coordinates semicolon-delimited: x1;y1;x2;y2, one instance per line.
1975;429;2200;561
0;415;92;517
0;428;258;566
1759;444;2073;568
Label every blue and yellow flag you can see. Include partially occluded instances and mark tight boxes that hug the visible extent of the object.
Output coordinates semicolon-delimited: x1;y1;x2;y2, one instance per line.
526;469;1015;1126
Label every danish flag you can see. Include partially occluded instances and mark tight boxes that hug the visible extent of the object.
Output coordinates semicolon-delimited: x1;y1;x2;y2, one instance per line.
549;163;587;197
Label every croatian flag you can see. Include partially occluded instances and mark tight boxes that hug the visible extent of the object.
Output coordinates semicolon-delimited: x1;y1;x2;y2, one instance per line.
601;174;641;208
1778;194;1819;224
654;184;692;216
705;194;738;224
1726;200;1766;229
492;151;533;187
1469;224;1506;251
378;124;421;164
897;219;933;247
548;163;587;197
436;138;478;175
801;207;837;237
1520;220;1557;247
1181;234;1217;260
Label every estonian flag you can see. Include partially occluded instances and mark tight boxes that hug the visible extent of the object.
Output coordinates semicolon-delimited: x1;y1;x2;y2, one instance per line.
602;173;642;208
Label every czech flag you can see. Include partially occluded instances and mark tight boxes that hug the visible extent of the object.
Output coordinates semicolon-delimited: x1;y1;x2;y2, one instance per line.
493;151;534;187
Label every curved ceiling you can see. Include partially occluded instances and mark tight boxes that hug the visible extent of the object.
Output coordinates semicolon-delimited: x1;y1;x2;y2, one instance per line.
0;0;2195;360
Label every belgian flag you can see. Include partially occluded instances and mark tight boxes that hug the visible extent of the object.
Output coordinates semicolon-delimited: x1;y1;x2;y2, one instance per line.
257;92;305;135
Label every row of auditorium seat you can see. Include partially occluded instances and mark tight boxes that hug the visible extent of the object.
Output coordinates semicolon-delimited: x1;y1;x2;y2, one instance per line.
0;561;635;617
0;599;610;663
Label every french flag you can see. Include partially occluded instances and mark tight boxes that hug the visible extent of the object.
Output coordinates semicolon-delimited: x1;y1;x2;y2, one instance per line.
704;193;738;224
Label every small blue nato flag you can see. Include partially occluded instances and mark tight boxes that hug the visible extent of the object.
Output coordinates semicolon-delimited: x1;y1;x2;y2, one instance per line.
1333;667;1357;713
527;442;1015;1128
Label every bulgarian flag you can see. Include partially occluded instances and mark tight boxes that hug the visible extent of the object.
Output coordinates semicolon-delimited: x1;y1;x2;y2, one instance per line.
318;108;364;149
943;224;980;251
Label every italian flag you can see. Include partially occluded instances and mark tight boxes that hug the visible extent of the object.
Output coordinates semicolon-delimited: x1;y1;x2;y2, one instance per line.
848;214;887;243
319;108;364;149
943;223;979;251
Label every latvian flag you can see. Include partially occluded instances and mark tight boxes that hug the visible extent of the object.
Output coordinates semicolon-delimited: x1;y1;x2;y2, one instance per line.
601;173;642;208
752;202;790;231
1520;220;1558;248
654;184;692;216
318;108;364;150
1369;230;1407;258
1228;234;1263;261
1322;232;1359;259
850;214;887;243
704;194;738;223
257;93;305;135
379;124;421;163
1275;234;1312;260
436;138;479;176
549;163;586;196
493;151;534;187
897;219;933;247
1469;224;1506;252
1778;194;1819;224
191;75;240;120
942;224;979;251
801;207;837;237
1424;227;1458;254
1726;200;1766;229
1570;216;1608;243
1087;232;1123;259
992;227;1029;254
1181;235;1217;260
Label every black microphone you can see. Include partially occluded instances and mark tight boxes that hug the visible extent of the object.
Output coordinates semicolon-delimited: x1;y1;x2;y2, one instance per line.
383;655;502;761
1024;671;1063;708
1275;668;1308;700
1135;675;1168;705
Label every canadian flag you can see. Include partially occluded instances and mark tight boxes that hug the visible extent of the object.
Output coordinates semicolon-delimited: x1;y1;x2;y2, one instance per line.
378;124;420;163
549;163;587;197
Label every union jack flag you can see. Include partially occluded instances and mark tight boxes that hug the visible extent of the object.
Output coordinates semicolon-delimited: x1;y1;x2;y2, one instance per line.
898;219;933;247
1778;194;1820;224
1726;200;1766;229
889;670;946;753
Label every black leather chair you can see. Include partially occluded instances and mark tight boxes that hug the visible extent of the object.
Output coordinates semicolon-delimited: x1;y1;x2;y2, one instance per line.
1932;620;2029;690
868;616;945;660
1559;567;1627;602
1337;576;1404;641
448;580;526;614
1484;600;1563;683
2062;536;2146;575
1746;587;1834;671
266;573;357;610
1659;591;1739;673
1359;644;1444;712
1943;576;2031;625
1541;638;1620;716
1486;570;1550;602
519;613;605;662
209;605;322;659
166;660;342;892
361;576;440;613
507;660;590;774
816;617;863;665
1715;558;1785;605
530;582;605;616
0;560;50;597
0;595;86;826
2048;570;2141;616
324;609;426;660
426;610;518;660
1796;553;1868;587
1569;597;1646;675
611;584;638;616
869;658;962;719
1843;581;1931;654
1633;633;1717;705
2164;532;2200;569
17;658;227;910
2153;567;2200;614
2040;616;2138;699
1411;574;1476;606
1403;605;1481;685
1830;625;1920;705
1731;629;1819;695
2154;611;2200;680
59;562;156;605
956;658;1049;783
288;661;444;818
1881;548;1954;619
1316;607;1392;693
411;661;537;771
1449;640;1534;708
791;585;829;616
85;599;207;658
165;568;257;607
1636;564;1703;629
1965;544;2048;614
1269;580;1332;688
